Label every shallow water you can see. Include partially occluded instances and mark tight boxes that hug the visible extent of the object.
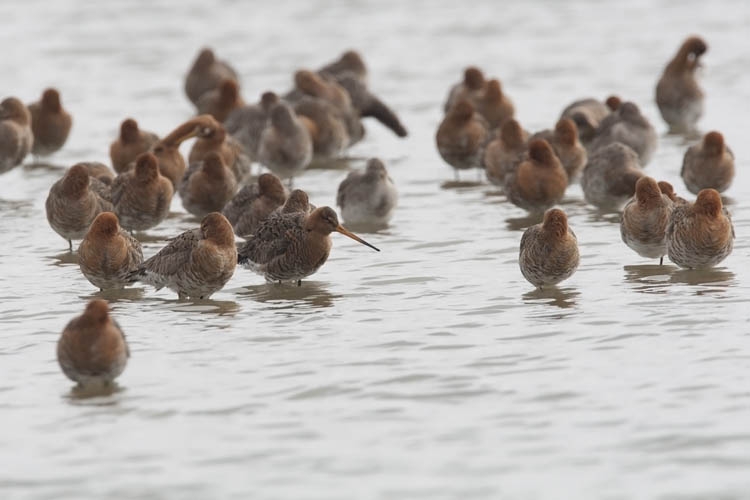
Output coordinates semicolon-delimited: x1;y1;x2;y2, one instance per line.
2;1;750;499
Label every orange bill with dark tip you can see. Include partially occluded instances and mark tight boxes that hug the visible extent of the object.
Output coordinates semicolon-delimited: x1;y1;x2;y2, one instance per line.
336;225;380;252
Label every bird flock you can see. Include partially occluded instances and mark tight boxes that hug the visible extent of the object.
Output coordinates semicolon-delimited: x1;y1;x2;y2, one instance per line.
0;36;737;389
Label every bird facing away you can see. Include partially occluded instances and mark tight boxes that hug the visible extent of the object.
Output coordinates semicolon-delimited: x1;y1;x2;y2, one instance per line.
57;300;129;388
336;158;398;225
258;103;313;184
131;212;237;299
195;78;245;122
474;79;515;130
666;188;734;269
559;96;619;147
111;152;174;231
293;96;350;159
589;101;658;166
187;114;252;185
225;91;279;161
81;162;116;186
179;152;238;218
46;164;114;250
581;142;644;211
656;36;707;133
530;118;587;184
27;88;72;156
184;48;239;105
504;139;568;213
78;212;144;290
238;206;379;285
222;173;287;237
109;118;160;174
519;208;579;289
484;118;529;186
0;97;34;174
436;99;489;178
620;176;675;265
681;131;734;194
444;66;486;112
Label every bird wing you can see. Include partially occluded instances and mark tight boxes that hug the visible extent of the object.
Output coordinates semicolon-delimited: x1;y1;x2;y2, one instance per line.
142;228;201;279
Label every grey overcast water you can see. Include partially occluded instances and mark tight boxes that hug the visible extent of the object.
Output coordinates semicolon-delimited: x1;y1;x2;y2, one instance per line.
1;1;749;499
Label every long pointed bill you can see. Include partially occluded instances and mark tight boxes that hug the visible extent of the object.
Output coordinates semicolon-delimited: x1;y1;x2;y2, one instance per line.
335;225;380;252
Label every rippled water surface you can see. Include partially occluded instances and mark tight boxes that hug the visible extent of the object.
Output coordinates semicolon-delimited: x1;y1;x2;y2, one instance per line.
2;1;750;499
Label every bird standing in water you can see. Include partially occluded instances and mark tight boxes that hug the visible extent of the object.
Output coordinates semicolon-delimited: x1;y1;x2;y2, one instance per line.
27;88;72;157
238;206;379;286
519;208;579;289
57;300;129;388
129;212;237;299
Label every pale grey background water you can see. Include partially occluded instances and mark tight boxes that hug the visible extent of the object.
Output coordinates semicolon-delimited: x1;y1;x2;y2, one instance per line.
1;1;749;499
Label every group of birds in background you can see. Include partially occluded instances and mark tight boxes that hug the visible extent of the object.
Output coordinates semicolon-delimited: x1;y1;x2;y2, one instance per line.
0;35;737;389
435;35;734;288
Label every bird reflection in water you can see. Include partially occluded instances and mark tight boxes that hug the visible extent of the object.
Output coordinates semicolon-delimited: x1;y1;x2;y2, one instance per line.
624;264;735;294
505;212;543;232
440;179;484;189
522;286;579;309
239;280;340;310
669;267;736;289
623;264;673;294
65;382;124;401
84;287;146;303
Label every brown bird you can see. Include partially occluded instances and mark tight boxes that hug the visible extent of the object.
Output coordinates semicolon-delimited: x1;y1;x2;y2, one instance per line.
195;78;245;123
292;70;363;148
657;180;688;205
294;96;350;159
225;91;279;161
109;118;160;174
589;101;658;165
581;142;644;211
81;162;116;186
484;119;529;186
656;36;707;133
474;79;514;130
27;88;72;156
238;206;379;285
504;139;568;213
187;114;252;185
666;188;734;269
0;97;34;173
336;158;398;225
111;152;174;231
318;49;368;84
559;96;620;147
151;118;204;187
78;212;144;290
681;131;734;194
519;208;579;289
184;48;239;105
436;99;489;180
130;212;237;299
258;103;313;185
222;172;287;237
293;70;353;114
276;188;315;215
179;152;238;218
46;164;114;250
620;176;674;265
444;66;486;112
531;118;587;184
57;299;129;388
